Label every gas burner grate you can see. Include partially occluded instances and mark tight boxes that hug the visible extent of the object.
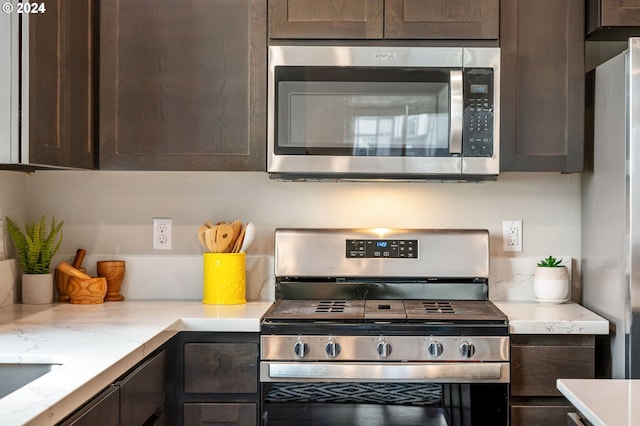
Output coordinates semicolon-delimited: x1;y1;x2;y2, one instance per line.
419;301;455;314
315;301;348;313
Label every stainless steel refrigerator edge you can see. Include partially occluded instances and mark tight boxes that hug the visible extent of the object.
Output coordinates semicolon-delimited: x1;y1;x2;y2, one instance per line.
582;37;640;378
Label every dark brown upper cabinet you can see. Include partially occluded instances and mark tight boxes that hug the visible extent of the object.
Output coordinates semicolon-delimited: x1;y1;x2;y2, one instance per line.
587;0;640;40
24;0;96;169
268;0;499;40
99;0;266;171
499;0;584;172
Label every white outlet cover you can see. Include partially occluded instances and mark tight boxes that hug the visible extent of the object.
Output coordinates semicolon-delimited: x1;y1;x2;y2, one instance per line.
502;219;523;252
153;218;172;250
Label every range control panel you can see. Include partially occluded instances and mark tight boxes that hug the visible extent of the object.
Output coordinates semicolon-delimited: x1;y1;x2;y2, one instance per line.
346;239;418;259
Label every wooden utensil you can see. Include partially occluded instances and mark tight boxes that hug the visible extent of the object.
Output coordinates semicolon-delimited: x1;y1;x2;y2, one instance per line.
215;223;234;253
232;224;247;253
71;248;86;269
57;261;92;280
205;227;217;253
197;225;209;250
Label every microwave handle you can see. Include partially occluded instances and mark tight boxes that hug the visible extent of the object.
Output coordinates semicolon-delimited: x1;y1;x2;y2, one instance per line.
449;70;463;155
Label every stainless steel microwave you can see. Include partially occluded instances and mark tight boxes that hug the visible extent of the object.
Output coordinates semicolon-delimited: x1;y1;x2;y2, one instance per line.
267;45;500;181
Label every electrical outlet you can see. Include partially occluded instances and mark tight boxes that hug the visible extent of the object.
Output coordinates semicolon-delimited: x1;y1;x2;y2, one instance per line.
503;220;522;252
153;218;172;250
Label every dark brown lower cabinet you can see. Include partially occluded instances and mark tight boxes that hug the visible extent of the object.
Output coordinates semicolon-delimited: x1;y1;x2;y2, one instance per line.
167;332;260;426
184;403;257;425
59;386;120;426
58;348;166;426
510;335;595;426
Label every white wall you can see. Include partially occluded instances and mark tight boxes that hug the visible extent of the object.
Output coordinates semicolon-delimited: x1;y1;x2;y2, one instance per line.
0;170;582;302
0;171;27;305
24;170;581;259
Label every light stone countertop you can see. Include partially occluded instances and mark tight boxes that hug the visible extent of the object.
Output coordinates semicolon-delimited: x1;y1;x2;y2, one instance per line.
0;299;609;425
493;301;610;334
0;300;273;426
557;379;640;426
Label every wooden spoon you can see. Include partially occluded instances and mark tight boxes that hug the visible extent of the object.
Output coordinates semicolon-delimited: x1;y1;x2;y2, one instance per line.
197;225;209;250
205;227;217;253
232;224;247;253
216;223;234;253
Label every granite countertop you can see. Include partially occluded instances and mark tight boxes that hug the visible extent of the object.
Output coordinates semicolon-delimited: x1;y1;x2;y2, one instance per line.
493;301;609;334
0;301;273;426
557;379;640;426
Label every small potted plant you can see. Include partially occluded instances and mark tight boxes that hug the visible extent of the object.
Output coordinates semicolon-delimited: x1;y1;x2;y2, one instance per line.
533;255;569;303
6;215;63;304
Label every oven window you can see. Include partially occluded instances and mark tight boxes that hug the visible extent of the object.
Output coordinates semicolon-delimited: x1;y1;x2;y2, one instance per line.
275;67;454;158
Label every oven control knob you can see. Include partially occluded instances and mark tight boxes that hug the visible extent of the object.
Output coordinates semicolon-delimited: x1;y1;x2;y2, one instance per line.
376;341;392;358
293;341;309;359
325;341;341;358
460;342;476;359
428;341;444;358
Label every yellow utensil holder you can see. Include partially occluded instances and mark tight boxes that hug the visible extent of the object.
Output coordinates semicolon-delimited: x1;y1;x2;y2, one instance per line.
203;252;246;304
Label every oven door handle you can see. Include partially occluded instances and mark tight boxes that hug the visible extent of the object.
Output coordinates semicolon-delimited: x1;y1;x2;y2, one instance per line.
449;69;463;155
261;362;509;383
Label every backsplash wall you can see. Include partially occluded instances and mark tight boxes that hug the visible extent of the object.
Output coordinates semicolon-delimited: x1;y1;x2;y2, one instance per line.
1;170;582;303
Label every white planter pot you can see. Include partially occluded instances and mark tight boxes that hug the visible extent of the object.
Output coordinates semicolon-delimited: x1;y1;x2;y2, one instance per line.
533;266;569;302
22;273;54;305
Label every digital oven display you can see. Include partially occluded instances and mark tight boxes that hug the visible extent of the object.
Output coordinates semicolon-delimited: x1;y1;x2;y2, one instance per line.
346;239;418;259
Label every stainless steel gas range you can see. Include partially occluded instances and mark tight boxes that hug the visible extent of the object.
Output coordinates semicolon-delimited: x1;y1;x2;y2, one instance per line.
260;228;509;426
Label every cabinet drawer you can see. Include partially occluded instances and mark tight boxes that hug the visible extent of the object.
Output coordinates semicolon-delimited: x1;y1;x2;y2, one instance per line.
184;343;258;394
511;336;594;396
183;403;256;426
511;400;573;426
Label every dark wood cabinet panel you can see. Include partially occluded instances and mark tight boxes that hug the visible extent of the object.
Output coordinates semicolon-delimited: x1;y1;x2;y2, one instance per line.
59;386;120;426
499;0;584;172
510;335;595;426
166;333;260;425
268;0;496;40
385;0;499;39
268;0;384;39
183;403;256;426
511;399;573;426
184;342;258;394
28;0;95;169
587;0;640;39
117;349;166;425
100;0;266;171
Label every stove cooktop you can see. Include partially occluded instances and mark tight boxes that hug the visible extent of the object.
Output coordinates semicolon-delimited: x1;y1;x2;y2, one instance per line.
262;299;507;324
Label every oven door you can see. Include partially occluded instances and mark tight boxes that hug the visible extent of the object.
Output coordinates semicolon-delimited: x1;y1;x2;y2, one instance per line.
267;46;500;179
260;362;508;426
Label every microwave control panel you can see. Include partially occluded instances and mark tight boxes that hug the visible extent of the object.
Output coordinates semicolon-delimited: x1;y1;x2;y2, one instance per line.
463;69;494;158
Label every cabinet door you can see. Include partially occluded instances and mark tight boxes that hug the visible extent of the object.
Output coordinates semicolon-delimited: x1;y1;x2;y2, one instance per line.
118;349;166;425
59;386;120;426
268;0;384;39
385;0;499;39
183;343;258;394
100;0;266;171
500;0;584;172
587;0;640;39
27;0;95;169
183;403;256;426
511;336;595;396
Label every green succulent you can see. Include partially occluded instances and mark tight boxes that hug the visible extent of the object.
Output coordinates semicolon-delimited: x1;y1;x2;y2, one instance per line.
5;215;63;274
537;256;563;267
